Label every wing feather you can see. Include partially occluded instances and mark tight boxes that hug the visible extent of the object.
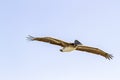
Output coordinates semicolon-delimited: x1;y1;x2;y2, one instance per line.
27;35;69;47
76;45;113;60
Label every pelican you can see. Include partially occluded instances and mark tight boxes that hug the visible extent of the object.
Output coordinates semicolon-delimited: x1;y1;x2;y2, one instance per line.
27;35;113;60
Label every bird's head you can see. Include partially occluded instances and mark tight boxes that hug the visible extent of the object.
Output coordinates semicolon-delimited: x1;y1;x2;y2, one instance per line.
74;40;82;45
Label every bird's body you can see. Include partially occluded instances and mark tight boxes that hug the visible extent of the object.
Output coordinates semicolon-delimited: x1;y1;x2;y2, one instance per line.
60;45;77;52
27;35;113;60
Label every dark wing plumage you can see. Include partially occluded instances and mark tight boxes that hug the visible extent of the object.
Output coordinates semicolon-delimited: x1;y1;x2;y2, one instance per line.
76;45;113;60
27;35;69;47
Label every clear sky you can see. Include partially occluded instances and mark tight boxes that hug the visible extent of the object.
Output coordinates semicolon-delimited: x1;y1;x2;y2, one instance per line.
0;0;120;80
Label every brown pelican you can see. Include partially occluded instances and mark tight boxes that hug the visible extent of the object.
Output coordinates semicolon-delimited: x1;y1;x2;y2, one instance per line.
27;35;113;60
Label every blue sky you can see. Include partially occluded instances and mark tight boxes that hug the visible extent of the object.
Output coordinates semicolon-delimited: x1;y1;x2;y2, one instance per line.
0;0;120;80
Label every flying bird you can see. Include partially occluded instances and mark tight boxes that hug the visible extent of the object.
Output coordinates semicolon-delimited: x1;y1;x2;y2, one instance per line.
27;35;113;60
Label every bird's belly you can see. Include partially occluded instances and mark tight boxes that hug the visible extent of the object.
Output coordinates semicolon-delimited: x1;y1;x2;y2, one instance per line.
62;46;76;52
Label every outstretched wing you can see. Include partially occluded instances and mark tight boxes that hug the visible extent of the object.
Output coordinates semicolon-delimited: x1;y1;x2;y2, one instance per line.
27;35;69;47
76;45;113;60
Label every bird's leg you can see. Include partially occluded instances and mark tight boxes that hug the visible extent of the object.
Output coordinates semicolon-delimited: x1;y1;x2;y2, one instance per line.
60;49;63;52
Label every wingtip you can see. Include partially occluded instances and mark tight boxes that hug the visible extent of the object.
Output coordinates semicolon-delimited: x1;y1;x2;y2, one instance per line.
105;54;113;60
26;35;35;41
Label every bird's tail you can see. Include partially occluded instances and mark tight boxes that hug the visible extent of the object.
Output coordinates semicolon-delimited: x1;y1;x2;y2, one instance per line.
26;35;35;41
